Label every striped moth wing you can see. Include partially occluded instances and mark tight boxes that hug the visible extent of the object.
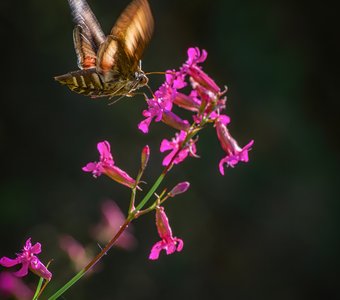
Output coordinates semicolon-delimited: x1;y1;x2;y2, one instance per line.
55;0;154;98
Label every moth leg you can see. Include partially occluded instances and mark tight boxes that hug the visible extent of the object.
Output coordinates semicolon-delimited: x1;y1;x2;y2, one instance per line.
129;92;149;101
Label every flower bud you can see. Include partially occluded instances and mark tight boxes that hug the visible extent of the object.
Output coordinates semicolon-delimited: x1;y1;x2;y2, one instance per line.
141;145;150;171
169;181;190;197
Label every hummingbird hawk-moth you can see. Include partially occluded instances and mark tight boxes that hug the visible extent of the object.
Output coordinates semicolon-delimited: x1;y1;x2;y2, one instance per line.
55;0;154;98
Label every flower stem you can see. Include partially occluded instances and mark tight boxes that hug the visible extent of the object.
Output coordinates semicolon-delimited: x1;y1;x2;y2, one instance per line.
47;219;131;300
133;172;166;214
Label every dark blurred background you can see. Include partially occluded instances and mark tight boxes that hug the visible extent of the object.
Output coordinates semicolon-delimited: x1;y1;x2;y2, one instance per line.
0;0;339;299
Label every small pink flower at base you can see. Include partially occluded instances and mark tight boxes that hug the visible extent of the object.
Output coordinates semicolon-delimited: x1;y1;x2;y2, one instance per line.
0;238;52;281
149;206;184;260
215;119;254;174
160;131;198;166
82;141;137;189
0;272;33;300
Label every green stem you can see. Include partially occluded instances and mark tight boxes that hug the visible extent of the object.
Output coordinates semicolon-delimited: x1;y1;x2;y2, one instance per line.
48;219;131;300
32;277;43;300
48;269;85;300
133;172;166;214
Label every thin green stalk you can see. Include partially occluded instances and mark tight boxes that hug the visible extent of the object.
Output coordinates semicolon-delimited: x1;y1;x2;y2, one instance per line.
133;172;166;214
32;277;43;300
48;219;131;300
48;269;85;300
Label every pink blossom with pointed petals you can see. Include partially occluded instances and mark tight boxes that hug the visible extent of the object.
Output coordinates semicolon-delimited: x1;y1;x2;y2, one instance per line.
0;238;52;281
149;207;184;260
83;141;136;189
215;119;254;174
160;131;198;166
186;47;208;65
138;71;190;133
183;47;220;93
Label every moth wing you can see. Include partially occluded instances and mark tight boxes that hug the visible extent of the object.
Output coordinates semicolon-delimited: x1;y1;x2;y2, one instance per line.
73;24;97;69
68;0;106;48
97;0;154;80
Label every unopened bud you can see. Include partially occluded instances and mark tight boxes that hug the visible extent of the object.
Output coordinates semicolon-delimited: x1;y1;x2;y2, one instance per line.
141;145;150;171
169;182;190;197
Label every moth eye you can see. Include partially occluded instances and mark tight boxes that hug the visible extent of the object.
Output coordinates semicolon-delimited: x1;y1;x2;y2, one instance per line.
140;75;148;85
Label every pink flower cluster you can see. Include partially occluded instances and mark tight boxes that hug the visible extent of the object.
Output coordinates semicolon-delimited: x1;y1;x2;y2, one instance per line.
0;238;52;281
139;47;254;173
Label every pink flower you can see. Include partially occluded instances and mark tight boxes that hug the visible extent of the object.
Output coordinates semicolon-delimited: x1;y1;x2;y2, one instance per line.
185;47;208;66
90;200;136;250
59;235;93;272
149;206;183;260
160;131;198;166
83;141;137;189
215;118;254;174
183;47;220;94
138;72;189;133
0;238;52;281
0;272;33;300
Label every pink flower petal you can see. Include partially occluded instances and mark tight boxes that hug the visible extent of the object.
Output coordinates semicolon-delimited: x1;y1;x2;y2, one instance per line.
165;240;177;255
176;238;184;252
30;242;41;255
13;262;29;278
162;150;176;166
0;257;20;268
160;139;172;152
149;241;164;260
82;162;97;172
219;157;227;175
97;141;111;158
138;117;152;133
